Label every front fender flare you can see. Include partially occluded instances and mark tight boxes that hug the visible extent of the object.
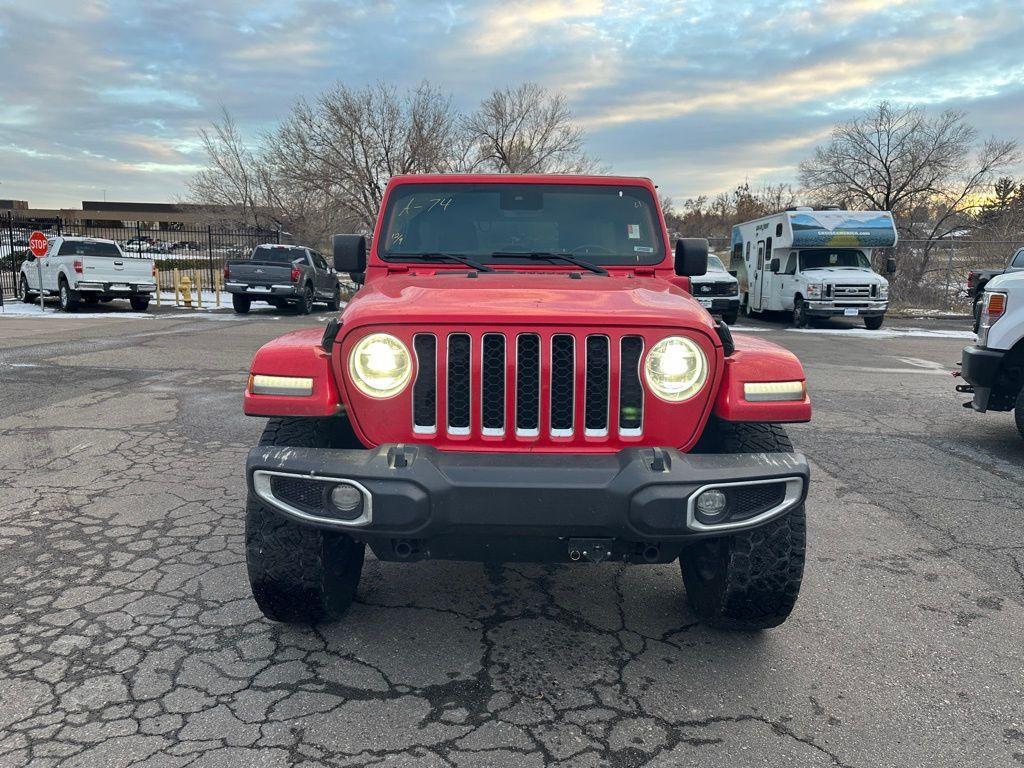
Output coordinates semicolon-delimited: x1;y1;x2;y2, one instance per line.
713;333;811;423
243;328;342;418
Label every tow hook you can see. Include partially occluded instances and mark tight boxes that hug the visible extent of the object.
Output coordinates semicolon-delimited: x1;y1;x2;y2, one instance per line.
567;539;613;563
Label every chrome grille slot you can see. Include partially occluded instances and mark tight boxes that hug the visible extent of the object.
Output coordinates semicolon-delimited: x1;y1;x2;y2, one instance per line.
412;334;437;433
447;333;471;435
550;334;575;436
481;334;506;436
619;336;644;435
516;334;541;436
584;335;609;436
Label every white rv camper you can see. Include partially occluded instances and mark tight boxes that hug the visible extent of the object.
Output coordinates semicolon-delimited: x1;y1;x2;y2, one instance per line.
730;208;898;329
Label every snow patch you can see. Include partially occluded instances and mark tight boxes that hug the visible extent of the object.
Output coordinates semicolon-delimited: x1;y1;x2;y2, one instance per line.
0;302;155;319
786;326;975;340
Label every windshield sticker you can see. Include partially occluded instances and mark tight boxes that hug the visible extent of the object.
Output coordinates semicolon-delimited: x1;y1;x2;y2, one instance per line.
627;224;641;239
634;246;654;253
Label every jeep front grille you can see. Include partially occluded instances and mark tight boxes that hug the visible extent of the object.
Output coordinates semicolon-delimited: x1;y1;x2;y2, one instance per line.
412;331;646;440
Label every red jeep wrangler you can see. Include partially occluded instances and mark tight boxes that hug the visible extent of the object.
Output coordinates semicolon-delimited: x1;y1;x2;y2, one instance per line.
243;174;811;630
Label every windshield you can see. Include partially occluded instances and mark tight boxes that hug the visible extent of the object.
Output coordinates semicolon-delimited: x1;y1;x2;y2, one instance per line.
252;246;305;264
379;183;666;266
707;255;727;272
57;240;121;258
799;249;870;270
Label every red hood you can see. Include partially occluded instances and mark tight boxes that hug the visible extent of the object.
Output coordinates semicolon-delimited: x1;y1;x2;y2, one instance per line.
340;271;716;333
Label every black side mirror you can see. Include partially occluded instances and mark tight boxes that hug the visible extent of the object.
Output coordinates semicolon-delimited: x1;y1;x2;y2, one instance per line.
728;269;738;277
674;238;708;277
333;234;367;274
769;258;781;274
885;257;897;275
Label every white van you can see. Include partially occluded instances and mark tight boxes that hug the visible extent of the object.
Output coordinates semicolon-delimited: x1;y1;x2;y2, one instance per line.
18;236;156;312
730;208;897;329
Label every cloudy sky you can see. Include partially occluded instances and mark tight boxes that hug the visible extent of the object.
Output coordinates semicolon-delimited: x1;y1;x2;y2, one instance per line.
2;0;1023;209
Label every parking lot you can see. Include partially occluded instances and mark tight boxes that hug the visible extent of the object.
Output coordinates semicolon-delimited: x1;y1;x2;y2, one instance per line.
1;308;1022;768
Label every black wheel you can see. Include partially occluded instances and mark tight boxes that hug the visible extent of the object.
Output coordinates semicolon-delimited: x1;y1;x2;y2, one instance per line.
246;417;366;624
18;275;34;304
58;279;79;312
792;296;808;328
129;296;150;311
683;419;805;630
232;294;251;314
326;286;341;311
298;285;315;314
722;309;739;325
863;315;884;331
742;295;755;317
1015;388;1024;440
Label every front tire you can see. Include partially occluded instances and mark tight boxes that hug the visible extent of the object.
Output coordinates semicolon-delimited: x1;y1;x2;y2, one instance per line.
58;279;80;312
1015;388;1024;440
246;417;366;624
232;294;251;314
864;315;884;331
18;275;34;304
792;296;808;328
683;420;805;630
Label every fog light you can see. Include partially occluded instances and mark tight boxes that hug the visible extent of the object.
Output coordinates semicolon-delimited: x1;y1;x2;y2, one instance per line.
331;483;364;516
695;489;728;523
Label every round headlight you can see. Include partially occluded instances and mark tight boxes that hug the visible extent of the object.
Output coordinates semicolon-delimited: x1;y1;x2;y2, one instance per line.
643;336;707;402
349;333;412;398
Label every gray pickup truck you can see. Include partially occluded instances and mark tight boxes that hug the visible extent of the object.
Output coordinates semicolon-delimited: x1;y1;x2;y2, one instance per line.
224;244;341;314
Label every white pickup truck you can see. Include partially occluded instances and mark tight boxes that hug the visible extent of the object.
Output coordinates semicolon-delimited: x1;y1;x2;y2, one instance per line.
18;236;156;312
957;270;1024;438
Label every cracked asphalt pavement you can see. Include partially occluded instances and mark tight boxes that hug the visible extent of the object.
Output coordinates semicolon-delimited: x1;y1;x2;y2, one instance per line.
0;307;1022;767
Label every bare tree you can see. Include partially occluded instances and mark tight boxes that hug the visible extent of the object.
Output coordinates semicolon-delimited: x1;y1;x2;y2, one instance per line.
186;107;277;230
263;81;460;232
799;102;1019;286
462;83;597;174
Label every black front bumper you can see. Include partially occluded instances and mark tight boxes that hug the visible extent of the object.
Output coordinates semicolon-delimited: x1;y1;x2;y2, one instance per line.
246;445;809;563
960;345;1006;411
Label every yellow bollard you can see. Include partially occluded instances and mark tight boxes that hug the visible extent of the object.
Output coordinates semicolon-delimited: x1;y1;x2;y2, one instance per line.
181;275;193;308
215;273;221;307
155;269;161;308
173;269;181;307
196;271;204;309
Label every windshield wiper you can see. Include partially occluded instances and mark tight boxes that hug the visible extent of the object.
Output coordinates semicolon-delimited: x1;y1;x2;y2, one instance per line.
490;251;608;275
389;252;495;273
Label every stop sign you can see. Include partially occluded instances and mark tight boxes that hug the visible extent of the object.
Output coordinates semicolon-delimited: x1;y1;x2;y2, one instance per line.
29;231;49;258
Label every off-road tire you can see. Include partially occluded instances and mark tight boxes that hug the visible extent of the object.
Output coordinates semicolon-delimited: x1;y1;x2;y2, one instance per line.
792;296;808;328
18;275;34;304
246;417;366;623
232;294;251;314
58;279;79;312
129;296;150;311
722;309;739;325
1015;388;1024;440
863;315;884;331
326;286;341;311
298;285;315;315
683;419;805;630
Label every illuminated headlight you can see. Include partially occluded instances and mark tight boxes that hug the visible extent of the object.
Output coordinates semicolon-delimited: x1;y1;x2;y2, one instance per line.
249;374;314;397
806;284;823;299
744;381;806;402
643;336;707;402
349;333;412;398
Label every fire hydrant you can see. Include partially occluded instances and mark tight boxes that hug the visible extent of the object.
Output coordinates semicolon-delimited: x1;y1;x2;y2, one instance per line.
180;276;193;308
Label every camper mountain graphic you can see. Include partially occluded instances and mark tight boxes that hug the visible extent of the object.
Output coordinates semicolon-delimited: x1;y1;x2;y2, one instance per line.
788;210;897;248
